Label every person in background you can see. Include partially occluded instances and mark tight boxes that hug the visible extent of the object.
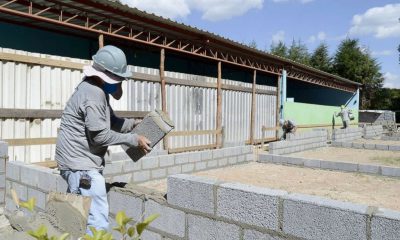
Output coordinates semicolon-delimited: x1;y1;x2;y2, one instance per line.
279;119;297;140
335;105;352;129
55;45;151;234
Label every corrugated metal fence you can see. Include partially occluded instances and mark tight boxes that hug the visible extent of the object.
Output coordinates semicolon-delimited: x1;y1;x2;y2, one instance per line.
0;47;277;163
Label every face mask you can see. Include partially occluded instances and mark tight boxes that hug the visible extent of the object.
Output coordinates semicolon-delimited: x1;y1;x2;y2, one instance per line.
103;82;118;94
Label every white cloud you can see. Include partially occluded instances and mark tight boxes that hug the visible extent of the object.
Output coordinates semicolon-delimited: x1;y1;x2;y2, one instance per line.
271;30;285;44
384;72;400;89
272;0;315;4
371;50;393;56
120;0;263;21
308;31;327;43
349;3;400;39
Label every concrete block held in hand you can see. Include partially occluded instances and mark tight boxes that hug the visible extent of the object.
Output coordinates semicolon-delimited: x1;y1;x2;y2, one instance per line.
122;109;174;162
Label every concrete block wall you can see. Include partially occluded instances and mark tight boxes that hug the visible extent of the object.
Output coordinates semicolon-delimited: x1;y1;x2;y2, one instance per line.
269;130;327;155
363;125;384;139
332;141;400;151
332;127;363;142
0;141;7;206
4;145;254;213
108;174;400;240
382;135;400;141
104;145;254;183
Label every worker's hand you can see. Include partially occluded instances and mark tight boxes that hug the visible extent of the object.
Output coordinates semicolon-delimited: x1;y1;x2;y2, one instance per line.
137;135;152;154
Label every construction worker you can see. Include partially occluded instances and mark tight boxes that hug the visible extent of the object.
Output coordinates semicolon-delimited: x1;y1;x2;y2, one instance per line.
335;105;352;129
55;45;151;234
279;119;297;140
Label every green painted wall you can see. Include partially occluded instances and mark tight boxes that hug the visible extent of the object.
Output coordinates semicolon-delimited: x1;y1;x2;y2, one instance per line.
284;102;359;125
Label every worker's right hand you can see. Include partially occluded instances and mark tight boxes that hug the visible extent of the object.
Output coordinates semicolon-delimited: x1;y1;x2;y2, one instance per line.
137;135;152;154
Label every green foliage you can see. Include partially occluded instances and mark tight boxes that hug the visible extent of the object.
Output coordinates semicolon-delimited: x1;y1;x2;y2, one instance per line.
287;39;310;65
112;211;160;240
332;38;384;109
370;88;400;110
310;43;332;73
27;225;70;240
19;197;36;212
83;227;113;240
270;41;288;58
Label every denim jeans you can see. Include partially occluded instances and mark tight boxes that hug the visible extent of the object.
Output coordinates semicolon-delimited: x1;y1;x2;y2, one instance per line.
60;169;109;234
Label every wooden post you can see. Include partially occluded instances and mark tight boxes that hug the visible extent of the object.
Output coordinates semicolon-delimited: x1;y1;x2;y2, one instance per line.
276;75;281;139
250;69;257;145
160;48;169;150
216;61;223;148
98;34;104;48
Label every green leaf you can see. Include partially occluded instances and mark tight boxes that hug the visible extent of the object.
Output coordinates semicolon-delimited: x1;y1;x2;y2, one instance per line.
115;211;127;226
19;197;36;212
136;214;159;235
82;233;93;240
50;236;57;240
102;233;113;240
127;226;135;237
123;217;133;226
58;233;70;240
89;226;98;236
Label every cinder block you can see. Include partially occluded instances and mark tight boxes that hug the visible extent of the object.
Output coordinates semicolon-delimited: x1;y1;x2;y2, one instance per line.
364;143;376;150
168;174;217;214
381;167;400;177
218;158;228;167
112;173;132;183
188;152;202;163
217;182;286;230
20;165;41;187
258;154;273;163
167;166;181;175
304;159;321;168
151;169;166;179
371;208;400;240
212;149;224;159
237;155;246;163
37;168;57;192
141;230;162;240
182;163;195;173
175;153;189;164
352;142;364;149
201;150;213;161
10;182;28;201
0;173;5;188
246;154;254;162
0;158;5;173
108;190;143;220
228;157;237;165
103;161;123;175
6;162;22;181
195;162;207;171
286;157;305;166
145;200;185;237
27;188;46;210
55;175;68;192
283;193;368;240
342;142;353;148
0;141;7;158
5;196;18;212
358;164;380;175
123;160;141;172
207;160;218;168
243;229;285;240
188;214;240;240
159;155;175;167
376;144;389;151
388;145;400;151
142;156;159;170
320;161;358;172
272;155;287;165
132;171;150;182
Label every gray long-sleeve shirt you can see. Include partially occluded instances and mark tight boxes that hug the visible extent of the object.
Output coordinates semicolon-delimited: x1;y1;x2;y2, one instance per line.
56;78;139;171
337;108;351;122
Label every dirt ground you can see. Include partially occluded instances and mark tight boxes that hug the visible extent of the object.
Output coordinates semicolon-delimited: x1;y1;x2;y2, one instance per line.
289;147;400;167
139;162;400;211
353;138;400;145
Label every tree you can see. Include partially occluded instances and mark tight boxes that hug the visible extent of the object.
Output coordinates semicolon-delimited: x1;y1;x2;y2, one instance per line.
287;39;310;65
310;43;332;73
270;41;288;58
248;40;258;49
332;38;384;109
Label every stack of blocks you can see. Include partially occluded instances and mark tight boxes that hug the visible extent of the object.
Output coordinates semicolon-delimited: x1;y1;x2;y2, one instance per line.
363;125;384;139
4;145;254;213
0;141;7;205
269;130;327;155
107;174;400;240
332;127;363;142
382;135;400;141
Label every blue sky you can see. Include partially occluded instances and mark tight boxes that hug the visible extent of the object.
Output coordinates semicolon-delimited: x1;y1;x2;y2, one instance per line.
121;0;399;88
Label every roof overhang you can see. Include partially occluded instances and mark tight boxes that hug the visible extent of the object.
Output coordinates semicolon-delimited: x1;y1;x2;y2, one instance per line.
0;0;360;92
